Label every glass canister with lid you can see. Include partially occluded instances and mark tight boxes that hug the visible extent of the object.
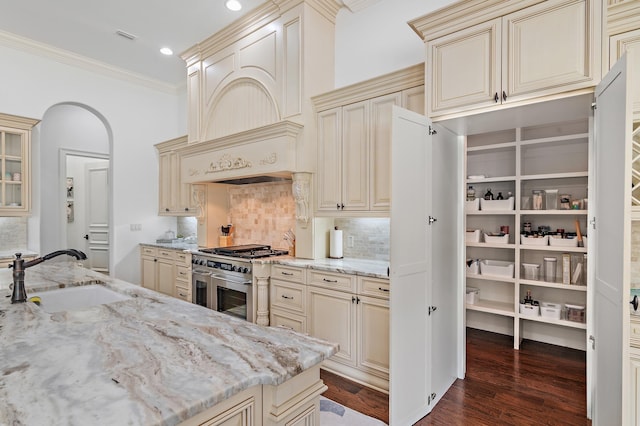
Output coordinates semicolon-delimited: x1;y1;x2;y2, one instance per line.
532;190;544;210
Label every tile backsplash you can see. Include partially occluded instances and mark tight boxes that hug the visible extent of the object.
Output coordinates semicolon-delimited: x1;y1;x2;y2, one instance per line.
227;181;296;250
334;218;390;261
0;217;27;250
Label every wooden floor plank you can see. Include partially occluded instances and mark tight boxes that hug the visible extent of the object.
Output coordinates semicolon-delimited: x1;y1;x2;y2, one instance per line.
321;328;591;425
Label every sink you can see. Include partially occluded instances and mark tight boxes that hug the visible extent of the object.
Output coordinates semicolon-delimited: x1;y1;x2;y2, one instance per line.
30;284;130;313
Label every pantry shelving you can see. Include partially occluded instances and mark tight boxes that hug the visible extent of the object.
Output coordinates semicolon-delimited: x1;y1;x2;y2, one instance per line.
465;118;590;351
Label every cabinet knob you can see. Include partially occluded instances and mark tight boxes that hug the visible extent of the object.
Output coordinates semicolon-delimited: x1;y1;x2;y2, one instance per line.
282;295;294;300
336;203;340;210
494;92;499;103
502;91;507;101
341;203;345;210
165;208;169;212
184;207;189;211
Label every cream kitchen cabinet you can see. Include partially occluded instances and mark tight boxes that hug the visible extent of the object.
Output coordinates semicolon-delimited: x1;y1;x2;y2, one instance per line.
307;271;389;392
155;136;196;216
140;246;190;298
313;64;424;216
411;0;602;119
0;113;39;216
608;0;640;120
269;264;307;333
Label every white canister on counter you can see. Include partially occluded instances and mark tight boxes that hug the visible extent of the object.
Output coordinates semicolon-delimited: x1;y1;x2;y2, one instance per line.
329;227;343;259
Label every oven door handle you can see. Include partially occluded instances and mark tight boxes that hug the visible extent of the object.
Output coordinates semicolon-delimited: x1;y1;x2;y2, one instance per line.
210;274;252;286
192;269;212;276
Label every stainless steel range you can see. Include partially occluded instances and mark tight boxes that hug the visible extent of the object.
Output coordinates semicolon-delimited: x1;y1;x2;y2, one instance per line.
191;244;288;322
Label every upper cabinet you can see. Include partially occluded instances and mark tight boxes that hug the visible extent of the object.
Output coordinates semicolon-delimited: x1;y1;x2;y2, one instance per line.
0;113;39;216
313;64;425;216
155;136;197;216
409;0;602;119
607;0;640;120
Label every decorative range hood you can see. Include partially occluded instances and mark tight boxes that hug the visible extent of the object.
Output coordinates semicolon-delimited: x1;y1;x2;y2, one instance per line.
179;121;303;185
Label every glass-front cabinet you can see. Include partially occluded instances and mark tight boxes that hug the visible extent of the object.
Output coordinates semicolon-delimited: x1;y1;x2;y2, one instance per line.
0;113;39;216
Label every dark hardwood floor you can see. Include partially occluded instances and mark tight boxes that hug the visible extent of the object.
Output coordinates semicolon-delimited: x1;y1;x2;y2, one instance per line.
321;328;591;425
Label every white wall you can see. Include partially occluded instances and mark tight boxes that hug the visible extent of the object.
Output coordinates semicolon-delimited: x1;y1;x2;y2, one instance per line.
335;0;450;87
0;43;181;283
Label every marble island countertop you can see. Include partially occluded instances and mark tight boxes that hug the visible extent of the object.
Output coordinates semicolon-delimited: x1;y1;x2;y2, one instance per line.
0;263;338;426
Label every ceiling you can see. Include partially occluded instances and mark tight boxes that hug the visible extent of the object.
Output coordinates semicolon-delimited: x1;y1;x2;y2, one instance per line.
0;0;380;89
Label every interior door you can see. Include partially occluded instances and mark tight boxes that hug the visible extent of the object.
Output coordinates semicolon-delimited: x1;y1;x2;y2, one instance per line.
389;106;460;425
85;162;110;274
592;54;631;424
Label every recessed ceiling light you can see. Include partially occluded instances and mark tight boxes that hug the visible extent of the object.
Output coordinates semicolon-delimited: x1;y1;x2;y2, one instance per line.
160;47;173;56
226;0;242;11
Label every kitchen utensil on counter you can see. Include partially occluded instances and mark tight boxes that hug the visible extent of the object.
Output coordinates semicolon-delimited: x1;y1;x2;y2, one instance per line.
219;224;233;247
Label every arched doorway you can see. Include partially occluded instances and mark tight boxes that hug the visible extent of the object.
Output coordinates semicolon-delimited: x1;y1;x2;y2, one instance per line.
38;103;112;274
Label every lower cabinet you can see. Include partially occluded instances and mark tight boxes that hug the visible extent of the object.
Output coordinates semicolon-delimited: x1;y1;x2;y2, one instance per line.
630;316;640;424
307;271;389;392
140;246;191;300
270;264;307;333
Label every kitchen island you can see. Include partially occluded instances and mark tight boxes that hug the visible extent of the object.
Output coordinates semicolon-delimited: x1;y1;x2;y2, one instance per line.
0;262;338;425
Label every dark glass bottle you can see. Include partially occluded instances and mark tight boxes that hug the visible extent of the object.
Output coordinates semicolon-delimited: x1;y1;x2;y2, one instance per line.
484;188;494;200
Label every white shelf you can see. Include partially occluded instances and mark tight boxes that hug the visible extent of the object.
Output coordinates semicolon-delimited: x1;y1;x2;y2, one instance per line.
519;315;587;330
518;279;587;291
467;142;516;152
520;132;589;147
466;242;516;249
466;176;516;184
466;273;515;284
520;171;588;181
519;209;588;215
467;300;515;316
466;210;516;216
519;245;587;253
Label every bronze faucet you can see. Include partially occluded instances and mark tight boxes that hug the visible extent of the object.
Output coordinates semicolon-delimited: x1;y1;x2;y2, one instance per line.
9;250;87;304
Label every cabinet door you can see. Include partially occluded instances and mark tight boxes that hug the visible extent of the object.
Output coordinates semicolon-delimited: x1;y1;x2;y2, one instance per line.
317;108;342;211
342;101;369;211
141;255;157;291
503;0;599;103
308;286;356;367
0;125;31;215
156;258;175;296
610;28;640;118
631;349;640;425
427;18;501;116
370;93;401;211
357;295;389;377
158;151;173;214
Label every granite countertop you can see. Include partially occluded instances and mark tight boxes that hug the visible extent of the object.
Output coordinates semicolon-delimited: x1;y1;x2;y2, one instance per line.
140;241;199;251
271;257;389;279
0;262;338;426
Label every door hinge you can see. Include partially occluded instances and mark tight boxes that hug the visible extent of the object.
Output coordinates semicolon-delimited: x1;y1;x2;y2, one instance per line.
428;392;437;405
429;125;437;135
428;306;437;315
428;216;437;225
590;217;596;230
591;102;597;110
589;335;595;350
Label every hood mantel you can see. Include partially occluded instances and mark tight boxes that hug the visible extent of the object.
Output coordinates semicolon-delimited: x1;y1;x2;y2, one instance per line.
179;121;303;184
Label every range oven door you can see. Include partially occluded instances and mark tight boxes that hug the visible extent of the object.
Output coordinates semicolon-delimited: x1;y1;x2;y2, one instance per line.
211;274;253;322
192;269;215;309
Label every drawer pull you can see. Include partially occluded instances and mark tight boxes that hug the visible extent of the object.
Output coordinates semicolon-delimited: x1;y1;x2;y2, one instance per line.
179;293;187;297
378;287;390;292
323;278;338;283
281;272;294;276
282;295;294;300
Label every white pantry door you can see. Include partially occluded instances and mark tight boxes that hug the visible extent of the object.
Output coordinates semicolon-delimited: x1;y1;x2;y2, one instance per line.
85;163;110;274
389;106;459;425
592;54;631;424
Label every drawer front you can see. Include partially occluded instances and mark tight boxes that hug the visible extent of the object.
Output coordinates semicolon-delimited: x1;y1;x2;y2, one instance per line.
157;249;176;260
271;280;306;314
358;277;390;300
176;265;190;281
175;251;191;266
308;270;356;293
141;246;157;256
271;310;307;334
174;284;191;302
631;317;640;348
271;264;305;283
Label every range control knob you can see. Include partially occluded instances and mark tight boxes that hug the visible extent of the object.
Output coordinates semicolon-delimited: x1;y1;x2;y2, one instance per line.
243;267;250;274
231;265;239;272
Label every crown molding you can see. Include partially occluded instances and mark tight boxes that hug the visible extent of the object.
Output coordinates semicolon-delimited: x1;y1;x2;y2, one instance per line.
607;0;640;35
0;30;182;95
338;0;382;13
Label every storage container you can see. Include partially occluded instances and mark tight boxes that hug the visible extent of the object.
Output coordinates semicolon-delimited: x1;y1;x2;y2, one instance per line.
480;260;514;278
540;302;562;320
522;263;540;280
465;198;480;212
484;233;509;244
565;303;585;323
520;234;549;246
466;229;481;243
466;259;479;275
545;189;558;210
466;287;479;304
479;197;515;211
549;236;579;247
543;257;557;282
519;303;540;317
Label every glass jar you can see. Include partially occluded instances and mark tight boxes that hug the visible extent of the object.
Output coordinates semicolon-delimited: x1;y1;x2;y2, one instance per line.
532;190;543;210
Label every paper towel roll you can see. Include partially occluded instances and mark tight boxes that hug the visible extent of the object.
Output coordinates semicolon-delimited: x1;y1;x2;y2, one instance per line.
330;228;343;259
